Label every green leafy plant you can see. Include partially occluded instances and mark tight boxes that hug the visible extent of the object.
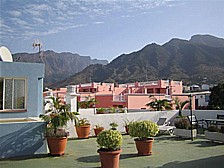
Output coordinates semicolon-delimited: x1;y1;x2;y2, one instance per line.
76;117;90;127
123;119;133;127
109;107;117;113
96;108;106;114
146;96;173;111
110;122;118;130
174;117;190;129
97;130;122;151
220;126;224;133
128;120;159;140
78;97;97;109
208;83;224;110
94;124;104;129
174;97;189;117
207;125;219;132
40;97;79;137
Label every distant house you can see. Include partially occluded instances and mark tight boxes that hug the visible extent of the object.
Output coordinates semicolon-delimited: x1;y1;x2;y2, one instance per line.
45;80;192;110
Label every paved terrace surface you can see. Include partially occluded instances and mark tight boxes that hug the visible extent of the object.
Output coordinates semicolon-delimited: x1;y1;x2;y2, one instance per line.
1;134;224;168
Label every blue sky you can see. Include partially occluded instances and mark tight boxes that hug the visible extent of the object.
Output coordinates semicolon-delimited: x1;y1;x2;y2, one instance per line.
0;0;224;61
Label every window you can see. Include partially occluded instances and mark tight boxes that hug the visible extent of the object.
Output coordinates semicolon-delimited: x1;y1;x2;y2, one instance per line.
0;78;27;111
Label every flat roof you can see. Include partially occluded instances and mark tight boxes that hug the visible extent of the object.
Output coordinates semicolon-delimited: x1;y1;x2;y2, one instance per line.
1;134;224;168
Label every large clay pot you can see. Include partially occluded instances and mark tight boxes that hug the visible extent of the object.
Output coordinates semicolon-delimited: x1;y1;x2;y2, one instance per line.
94;128;104;136
46;137;67;156
75;125;90;138
98;149;122;168
134;138;154;156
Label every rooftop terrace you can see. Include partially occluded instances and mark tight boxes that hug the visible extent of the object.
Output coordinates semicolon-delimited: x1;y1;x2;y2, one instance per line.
1;134;224;168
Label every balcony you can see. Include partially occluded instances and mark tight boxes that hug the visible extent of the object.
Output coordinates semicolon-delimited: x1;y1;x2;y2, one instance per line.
113;95;125;102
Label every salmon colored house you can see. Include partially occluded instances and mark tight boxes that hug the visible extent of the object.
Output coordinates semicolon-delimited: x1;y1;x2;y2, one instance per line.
74;80;192;110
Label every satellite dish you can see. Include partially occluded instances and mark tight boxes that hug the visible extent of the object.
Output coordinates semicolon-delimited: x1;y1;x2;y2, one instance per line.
0;46;13;62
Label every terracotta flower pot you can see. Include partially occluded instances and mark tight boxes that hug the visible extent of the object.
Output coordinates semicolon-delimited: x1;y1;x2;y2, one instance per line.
75;125;90;139
46;137;67;156
134;138;154;156
98;149;122;168
94;128;104;136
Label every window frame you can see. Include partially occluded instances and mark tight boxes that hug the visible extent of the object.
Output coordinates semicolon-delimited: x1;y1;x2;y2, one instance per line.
0;77;27;112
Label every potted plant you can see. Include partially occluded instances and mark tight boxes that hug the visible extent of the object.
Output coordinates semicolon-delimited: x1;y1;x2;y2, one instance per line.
96;108;106;114
75;117;91;139
110;122;118;130
97;130;123;168
94;124;104;136
174;117;197;138
40;97;78;156
128;120;159;156
205;125;224;143
109;107;116;113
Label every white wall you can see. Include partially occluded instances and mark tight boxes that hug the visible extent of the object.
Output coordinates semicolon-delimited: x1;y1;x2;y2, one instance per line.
182;110;224;120
66;110;224;138
67;110;178;138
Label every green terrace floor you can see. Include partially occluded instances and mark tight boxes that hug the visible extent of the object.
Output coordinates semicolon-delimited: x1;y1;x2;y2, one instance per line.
1;134;224;168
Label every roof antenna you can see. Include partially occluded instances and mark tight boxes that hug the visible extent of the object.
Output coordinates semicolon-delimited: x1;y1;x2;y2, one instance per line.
32;39;44;62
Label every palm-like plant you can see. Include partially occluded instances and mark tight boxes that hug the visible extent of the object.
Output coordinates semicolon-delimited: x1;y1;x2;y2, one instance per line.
78;97;97;108
174;97;189;117
40;97;79;137
146;96;173;111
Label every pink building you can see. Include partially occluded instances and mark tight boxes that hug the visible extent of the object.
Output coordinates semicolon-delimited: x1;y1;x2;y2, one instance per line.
74;80;192;110
43;87;67;103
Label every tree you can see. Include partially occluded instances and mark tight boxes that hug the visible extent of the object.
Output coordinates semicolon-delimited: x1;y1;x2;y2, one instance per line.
174;97;189;117
78;96;97;108
208;83;224;110
146;96;173;111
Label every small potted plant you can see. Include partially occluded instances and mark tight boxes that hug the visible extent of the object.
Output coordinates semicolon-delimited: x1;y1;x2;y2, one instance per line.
94;124;104;136
40;97;78;156
96;108;106;114
75;117;91;139
128;120;159;156
205;125;224;143
97;130;123;168
109;122;118;130
174;117;197;138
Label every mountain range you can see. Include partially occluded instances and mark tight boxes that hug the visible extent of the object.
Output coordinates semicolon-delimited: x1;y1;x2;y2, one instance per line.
53;34;224;88
13;34;224;88
13;50;108;87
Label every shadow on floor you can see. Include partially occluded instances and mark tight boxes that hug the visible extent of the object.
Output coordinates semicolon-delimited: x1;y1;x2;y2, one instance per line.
188;139;224;147
0;154;49;161
120;153;139;159
155;155;224;168
77;154;100;163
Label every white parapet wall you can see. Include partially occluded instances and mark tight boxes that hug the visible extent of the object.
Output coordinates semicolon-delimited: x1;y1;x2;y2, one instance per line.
66;110;224;138
182;110;224;120
67;110;178;138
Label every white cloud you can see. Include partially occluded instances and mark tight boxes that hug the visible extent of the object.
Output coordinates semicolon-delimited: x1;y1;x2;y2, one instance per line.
0;0;179;42
33;18;45;24
8;11;22;17
10;18;28;26
93;21;104;24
